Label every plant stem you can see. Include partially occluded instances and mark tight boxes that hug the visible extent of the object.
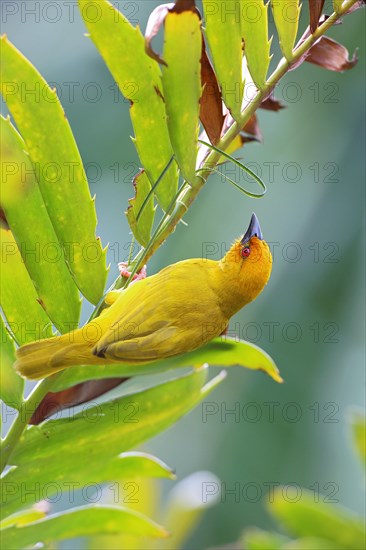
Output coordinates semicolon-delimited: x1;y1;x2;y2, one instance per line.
0;373;62;473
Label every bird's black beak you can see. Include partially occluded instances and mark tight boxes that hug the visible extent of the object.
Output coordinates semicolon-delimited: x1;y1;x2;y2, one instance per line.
241;213;263;244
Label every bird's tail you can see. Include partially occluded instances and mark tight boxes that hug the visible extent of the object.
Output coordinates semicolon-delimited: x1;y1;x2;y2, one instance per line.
15;335;92;380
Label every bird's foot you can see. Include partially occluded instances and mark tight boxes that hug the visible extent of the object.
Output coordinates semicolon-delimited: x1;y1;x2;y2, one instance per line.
118;262;147;282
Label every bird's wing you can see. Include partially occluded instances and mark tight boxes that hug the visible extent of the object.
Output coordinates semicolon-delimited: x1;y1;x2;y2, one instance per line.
93;260;227;361
100;324;184;361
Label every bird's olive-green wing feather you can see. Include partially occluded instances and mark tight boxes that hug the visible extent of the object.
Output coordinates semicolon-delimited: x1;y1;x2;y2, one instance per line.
94;260;227;361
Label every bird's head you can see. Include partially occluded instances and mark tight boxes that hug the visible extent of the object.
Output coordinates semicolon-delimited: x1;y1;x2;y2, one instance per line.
221;213;273;306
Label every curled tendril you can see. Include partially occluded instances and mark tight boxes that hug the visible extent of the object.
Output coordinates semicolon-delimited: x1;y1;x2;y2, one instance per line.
197;139;266;198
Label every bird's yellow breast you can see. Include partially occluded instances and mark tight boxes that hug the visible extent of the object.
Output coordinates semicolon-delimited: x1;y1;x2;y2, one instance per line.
96;236;272;358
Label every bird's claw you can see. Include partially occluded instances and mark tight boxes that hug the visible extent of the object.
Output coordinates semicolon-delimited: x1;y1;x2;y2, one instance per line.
118;262;147;282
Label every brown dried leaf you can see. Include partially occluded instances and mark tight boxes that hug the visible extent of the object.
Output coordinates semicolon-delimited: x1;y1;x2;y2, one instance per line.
200;37;224;145
0;207;9;229
306;36;358;71
145;0;198;65
260;96;286;112
30;378;127;424
291;15;354;72
170;0;197;13
240;136;259;145
346;0;366;14
145;3;174;65
309;0;325;33
217;113;262;163
242;114;262;142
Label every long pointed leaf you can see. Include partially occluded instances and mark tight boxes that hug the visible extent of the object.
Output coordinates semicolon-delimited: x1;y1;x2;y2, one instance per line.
2;452;174;517
200;38;224;144
269;488;366;550
241;0;272;89
3;368;224;514
126;170;155;247
33;335;279;424
0;316;23;410
0;117;81;333
53;337;282;393
0;225;54;345
203;0;244;121
162;5;202;183
161;471;221;549
271;0;301;61
241;527;289;549
0;508;46;529
78;0;178;211
0;505;168;549
10;366;223;466
0;37;108;304
309;0;325;33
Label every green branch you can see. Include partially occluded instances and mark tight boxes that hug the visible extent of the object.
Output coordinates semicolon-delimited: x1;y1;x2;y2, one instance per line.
0;373;62;473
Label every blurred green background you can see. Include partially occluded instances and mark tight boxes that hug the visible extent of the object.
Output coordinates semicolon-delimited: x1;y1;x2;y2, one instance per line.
2;1;365;548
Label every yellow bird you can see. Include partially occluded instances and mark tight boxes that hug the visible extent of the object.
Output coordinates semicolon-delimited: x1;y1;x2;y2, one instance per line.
16;214;272;379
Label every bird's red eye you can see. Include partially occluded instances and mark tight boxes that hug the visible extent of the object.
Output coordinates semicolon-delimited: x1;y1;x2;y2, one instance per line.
242;247;250;258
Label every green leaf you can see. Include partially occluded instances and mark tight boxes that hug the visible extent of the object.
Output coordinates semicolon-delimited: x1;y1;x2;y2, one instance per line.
0;505;168;549
0;116;81;333
241;527;289;550
10;366;224;467
0;508;46;529
87;477;161;550
241;0;272;89
2;452;174;517
281;537;340;549
271;0;301;61
0;226;54;345
242;532;339;550
162;8;202;183
269;488;366;550
3;368;224;515
350;410;366;468
203;0;244;121
53;337;282;393
126;171;155;247
161;471;221;549
78;0;178;211
0;316;23;410
0;37;108;305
